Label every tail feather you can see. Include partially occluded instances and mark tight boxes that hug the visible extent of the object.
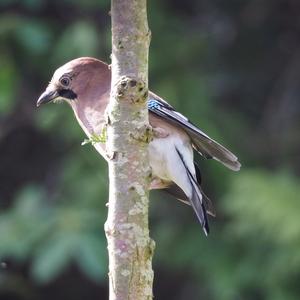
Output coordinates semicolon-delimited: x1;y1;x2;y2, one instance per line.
175;148;209;235
188;170;210;235
194;162;216;217
163;183;216;217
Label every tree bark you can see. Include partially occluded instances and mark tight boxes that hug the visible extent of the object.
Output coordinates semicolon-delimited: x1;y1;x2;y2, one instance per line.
105;1;154;299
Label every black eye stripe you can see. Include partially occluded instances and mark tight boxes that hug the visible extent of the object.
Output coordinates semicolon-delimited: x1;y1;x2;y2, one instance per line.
58;89;77;100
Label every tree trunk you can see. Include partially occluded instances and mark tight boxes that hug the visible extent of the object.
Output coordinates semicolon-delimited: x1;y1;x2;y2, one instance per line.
105;0;154;299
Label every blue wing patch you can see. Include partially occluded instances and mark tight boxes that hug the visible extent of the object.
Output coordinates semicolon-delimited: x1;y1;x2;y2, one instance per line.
148;98;162;110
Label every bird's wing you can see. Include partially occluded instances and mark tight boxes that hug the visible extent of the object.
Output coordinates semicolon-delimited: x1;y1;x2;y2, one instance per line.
148;92;241;171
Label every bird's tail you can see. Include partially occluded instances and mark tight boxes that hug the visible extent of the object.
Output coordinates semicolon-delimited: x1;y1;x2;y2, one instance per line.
175;148;209;235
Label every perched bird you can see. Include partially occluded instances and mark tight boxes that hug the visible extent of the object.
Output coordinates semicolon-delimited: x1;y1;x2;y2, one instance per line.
37;57;241;235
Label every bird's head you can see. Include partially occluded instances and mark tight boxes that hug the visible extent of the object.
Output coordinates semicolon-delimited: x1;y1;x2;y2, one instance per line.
37;57;110;107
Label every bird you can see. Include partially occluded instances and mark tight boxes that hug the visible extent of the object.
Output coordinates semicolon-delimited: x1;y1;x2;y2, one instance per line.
37;57;241;236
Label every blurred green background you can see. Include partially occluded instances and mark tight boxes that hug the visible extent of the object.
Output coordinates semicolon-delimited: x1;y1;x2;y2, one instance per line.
0;0;300;299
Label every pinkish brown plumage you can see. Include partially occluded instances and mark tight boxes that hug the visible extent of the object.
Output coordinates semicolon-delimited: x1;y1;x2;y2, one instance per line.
37;57;241;235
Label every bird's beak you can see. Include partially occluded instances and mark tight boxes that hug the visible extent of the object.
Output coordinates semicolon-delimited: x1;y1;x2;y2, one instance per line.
36;89;60;107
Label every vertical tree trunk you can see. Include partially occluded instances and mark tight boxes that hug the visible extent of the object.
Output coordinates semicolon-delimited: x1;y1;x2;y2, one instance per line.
105;1;154;299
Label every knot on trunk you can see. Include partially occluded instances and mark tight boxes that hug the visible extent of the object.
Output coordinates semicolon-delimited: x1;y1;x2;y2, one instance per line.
115;76;148;104
130;124;153;144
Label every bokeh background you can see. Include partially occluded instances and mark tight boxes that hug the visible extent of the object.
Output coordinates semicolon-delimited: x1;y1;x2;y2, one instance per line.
1;0;300;299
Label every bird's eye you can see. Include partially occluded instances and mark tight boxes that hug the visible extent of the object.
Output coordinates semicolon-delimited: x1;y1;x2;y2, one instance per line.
60;76;70;87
